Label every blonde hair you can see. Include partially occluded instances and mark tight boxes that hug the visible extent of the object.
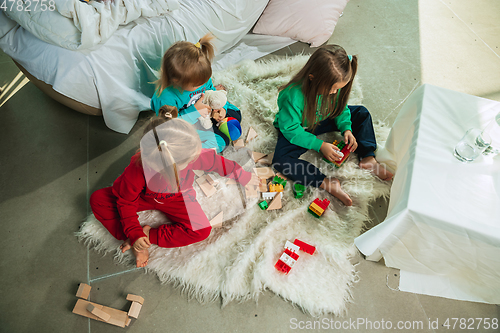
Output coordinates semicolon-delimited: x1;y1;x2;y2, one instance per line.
280;45;357;131
155;33;216;95
140;114;202;193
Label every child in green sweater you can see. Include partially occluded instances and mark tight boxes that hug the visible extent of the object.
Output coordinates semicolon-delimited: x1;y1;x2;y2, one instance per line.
272;45;393;206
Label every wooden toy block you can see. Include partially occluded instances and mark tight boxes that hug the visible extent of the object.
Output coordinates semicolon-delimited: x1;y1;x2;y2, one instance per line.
209;211;224;228
251;151;267;162
205;174;220;186
246;127;258;142
233;138;245;149
73;299;129;328
196;176;216;197
76;283;91;300
258;152;274;166
254;167;275;179
269;183;284;192
225;178;237;185
258;177;268;192
87;303;111;322
267;193;282;210
128;302;142;319
245;185;259;198
193;170;205;177
126;294;145;305
126;317;132;326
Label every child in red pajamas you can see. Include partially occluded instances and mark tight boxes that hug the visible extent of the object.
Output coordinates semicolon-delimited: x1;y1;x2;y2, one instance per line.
90;106;258;267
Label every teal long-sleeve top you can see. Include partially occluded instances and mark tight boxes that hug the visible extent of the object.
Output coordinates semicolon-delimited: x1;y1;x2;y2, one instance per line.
273;83;352;152
150;78;237;124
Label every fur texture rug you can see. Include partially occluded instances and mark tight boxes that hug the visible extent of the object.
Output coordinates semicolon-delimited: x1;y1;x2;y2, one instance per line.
76;55;391;316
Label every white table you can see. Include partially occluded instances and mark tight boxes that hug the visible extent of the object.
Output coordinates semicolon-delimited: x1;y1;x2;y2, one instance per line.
355;84;500;304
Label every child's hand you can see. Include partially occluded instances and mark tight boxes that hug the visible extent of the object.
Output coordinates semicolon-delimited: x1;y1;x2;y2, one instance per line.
215;84;227;91
321;142;343;162
133;236;151;252
211;108;226;122
195;93;211;117
343;130;358;152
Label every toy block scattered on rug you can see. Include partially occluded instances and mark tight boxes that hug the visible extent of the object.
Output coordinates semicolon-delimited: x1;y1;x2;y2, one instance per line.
275;172;289;180
258;152;274;166
251;151;267;162
254;167;275;179
275;240;316;274
245;184;259;198
272;175;287;188
269;183;283;192
266;192;282;210
233;138;245;150
126;294;145;319
323;140;350;168
293;183;306;199
225;178;237;185
205;174;220;186
258;201;268;210
274;241;300;274
308;198;330;218
196;175;217;197
258;177;268;192
209;211;224;228
193;170;205;177
246;127;258;143
293;239;316;255
261;192;278;200
76;283;91;300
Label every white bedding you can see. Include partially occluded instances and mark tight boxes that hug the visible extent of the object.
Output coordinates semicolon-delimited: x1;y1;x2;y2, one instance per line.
4;0;180;50
0;0;292;134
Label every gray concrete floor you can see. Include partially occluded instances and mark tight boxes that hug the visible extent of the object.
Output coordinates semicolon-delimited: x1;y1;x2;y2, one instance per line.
1;0;499;332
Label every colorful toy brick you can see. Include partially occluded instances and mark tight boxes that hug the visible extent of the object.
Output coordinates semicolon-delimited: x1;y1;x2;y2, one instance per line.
293;183;306;199
272;176;287;189
293;239;316;255
275;241;300;274
269;183;284;192
266;193;282;210
308;198;330;218
258;201;269;210
323;140;350;168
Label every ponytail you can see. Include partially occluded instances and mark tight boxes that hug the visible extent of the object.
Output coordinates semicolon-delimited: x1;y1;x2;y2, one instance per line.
156;33;216;95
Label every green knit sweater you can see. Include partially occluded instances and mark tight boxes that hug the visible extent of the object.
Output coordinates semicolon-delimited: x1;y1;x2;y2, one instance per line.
273;83;352;152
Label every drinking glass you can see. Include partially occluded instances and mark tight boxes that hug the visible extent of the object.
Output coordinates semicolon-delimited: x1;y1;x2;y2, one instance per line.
454;128;491;162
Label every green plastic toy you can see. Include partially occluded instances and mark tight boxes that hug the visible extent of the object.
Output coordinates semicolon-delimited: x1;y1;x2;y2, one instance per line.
258;201;269;210
272;176;287;188
293;183;306;199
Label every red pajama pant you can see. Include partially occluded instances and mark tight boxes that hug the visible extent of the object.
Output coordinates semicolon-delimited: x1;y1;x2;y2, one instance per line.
89;187;211;248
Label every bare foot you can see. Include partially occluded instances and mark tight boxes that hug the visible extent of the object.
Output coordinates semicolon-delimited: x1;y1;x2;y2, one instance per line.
359;156;394;181
120;239;132;253
320;177;353;206
132;248;149;268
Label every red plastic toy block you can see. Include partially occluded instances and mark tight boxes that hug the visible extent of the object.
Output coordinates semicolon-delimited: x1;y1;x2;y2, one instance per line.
293;239;316;255
323;140;350;168
275;241;300;274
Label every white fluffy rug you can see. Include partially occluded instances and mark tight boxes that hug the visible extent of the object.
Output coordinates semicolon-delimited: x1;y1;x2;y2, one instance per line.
76;55;391;316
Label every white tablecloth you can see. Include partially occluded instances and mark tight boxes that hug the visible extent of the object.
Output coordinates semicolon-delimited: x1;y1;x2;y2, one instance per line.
355;84;500;303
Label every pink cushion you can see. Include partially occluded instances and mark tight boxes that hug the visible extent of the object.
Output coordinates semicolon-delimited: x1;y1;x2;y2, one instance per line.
253;0;349;47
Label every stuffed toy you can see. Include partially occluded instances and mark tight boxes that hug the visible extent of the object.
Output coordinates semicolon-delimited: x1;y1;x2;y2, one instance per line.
198;90;242;141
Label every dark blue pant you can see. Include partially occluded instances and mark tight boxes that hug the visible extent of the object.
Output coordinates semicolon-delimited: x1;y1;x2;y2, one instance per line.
272;105;377;187
212;106;242;148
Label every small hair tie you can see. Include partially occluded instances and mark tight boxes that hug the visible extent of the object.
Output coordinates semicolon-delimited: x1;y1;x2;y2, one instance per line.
164;112;173;119
194;42;201;49
159;140;168;148
348;54;352;61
